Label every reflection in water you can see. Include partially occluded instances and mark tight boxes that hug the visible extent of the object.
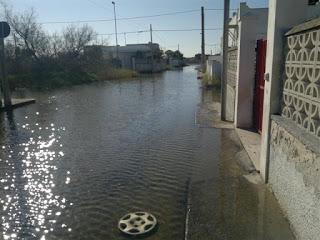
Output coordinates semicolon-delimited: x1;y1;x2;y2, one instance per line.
0;112;70;239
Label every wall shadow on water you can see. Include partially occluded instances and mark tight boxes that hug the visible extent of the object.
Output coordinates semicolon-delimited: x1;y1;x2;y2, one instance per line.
187;129;295;240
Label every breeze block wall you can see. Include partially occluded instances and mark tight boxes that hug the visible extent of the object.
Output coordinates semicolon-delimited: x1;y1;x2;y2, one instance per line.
269;18;320;240
226;47;238;122
282;21;320;138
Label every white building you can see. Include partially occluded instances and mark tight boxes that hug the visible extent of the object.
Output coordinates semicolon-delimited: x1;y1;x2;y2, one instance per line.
224;3;268;126
98;43;165;73
206;54;222;83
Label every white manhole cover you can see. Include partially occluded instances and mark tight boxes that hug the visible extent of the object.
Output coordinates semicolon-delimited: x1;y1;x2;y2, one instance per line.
118;212;157;236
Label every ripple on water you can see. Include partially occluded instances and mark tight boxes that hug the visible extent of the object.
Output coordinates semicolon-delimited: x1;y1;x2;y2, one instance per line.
0;68;206;239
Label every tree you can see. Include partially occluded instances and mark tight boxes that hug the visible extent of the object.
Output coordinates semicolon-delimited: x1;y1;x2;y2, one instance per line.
165;50;183;60
61;25;96;58
1;4;50;62
194;53;202;62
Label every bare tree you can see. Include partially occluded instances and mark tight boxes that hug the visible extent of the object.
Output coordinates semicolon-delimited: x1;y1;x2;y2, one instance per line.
62;25;96;57
1;2;50;62
49;33;63;58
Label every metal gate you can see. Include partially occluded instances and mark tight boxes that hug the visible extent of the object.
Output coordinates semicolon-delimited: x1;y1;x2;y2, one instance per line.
253;39;267;133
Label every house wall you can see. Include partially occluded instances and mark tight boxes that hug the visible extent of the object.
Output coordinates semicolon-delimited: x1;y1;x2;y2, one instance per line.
260;0;320;182
234;6;268;128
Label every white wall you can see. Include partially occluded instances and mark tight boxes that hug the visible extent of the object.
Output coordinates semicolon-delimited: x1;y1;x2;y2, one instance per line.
260;0;320;182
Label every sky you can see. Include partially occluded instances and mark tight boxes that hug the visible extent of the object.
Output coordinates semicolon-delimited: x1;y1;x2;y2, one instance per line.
3;0;268;57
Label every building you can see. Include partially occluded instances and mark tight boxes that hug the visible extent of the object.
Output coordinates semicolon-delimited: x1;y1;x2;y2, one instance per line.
206;54;222;83
221;1;320;239
225;2;268;125
100;43;165;73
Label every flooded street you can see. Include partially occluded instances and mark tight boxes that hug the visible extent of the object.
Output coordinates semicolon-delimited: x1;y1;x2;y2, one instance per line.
0;67;294;240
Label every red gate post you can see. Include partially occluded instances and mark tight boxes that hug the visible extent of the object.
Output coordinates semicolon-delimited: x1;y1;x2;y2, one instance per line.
253;39;267;133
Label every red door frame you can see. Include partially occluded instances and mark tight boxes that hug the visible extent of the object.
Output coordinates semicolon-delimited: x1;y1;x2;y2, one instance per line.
253;39;267;133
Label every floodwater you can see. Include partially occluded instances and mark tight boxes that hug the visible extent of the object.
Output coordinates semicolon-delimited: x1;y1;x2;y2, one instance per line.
0;66;294;240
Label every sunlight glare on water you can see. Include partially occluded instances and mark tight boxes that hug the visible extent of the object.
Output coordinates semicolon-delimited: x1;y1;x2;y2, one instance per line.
0;119;71;240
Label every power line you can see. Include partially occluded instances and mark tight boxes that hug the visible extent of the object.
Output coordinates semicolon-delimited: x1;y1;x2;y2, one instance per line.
154;28;222;32
206;8;237;11
96;30;149;36
95;28;222;36
39;9;223;24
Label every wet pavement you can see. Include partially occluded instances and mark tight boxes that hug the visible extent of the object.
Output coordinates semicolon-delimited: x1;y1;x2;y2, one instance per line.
0;66;294;239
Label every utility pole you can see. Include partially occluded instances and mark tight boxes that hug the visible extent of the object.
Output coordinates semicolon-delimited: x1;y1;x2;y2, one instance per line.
150;24;154;73
201;6;206;73
0;28;11;108
124;32;127;45
112;1;119;59
221;0;229;121
178;44;180;52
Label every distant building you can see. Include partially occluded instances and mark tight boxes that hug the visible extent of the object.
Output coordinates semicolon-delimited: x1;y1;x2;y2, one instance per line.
168;58;184;68
206;54;222;82
100;43;165;73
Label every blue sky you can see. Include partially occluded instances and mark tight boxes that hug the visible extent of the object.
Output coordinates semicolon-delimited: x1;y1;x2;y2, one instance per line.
4;0;267;57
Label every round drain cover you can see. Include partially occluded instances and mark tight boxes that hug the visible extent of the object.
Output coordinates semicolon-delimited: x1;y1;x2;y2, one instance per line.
118;212;157;236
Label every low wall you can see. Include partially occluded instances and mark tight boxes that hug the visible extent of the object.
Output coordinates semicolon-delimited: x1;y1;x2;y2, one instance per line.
269;115;320;240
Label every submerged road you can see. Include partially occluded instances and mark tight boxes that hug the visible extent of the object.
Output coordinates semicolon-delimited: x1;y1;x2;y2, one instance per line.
0;66;294;239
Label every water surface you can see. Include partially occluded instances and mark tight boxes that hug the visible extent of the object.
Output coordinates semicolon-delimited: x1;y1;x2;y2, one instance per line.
0;67;294;240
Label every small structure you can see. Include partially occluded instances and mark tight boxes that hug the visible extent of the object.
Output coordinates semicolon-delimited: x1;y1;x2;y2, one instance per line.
206;54;222;83
99;43;165;73
168;58;184;68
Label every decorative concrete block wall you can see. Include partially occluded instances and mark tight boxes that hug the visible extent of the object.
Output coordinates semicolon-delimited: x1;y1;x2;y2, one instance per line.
227;48;238;87
282;20;320;138
226;48;238;122
268;17;320;240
